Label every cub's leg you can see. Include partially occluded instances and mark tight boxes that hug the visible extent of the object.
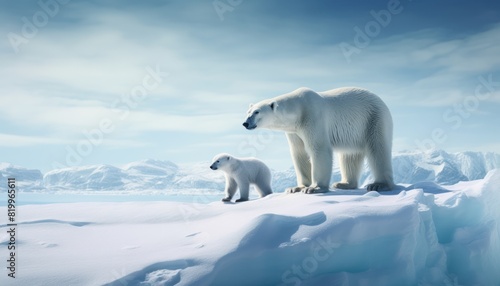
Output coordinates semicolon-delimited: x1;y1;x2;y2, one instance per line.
236;179;250;202
254;181;273;198
222;177;237;202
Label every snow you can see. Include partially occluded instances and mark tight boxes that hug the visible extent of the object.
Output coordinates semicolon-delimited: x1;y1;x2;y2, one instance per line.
1;169;500;286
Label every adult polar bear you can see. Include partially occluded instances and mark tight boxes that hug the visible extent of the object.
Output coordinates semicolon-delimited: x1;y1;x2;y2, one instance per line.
243;87;394;193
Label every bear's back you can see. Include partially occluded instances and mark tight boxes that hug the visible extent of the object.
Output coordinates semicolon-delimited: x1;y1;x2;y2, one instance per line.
319;87;380;103
315;87;392;148
238;157;271;182
318;87;390;115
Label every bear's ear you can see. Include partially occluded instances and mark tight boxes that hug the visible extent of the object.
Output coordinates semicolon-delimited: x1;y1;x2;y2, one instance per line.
249;103;254;108
270;102;275;111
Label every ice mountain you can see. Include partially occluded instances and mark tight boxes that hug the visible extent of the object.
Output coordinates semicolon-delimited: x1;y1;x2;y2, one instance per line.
44;164;129;191
391;150;500;185
2;150;499;192
0;163;44;191
41;159;225;192
274;150;500;191
122;159;178;190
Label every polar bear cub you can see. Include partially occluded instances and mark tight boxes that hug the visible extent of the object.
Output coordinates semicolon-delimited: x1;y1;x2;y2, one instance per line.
210;153;273;202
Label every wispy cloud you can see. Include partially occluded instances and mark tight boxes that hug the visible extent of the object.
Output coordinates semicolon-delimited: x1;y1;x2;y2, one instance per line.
0;133;69;147
124;111;243;134
349;25;500;107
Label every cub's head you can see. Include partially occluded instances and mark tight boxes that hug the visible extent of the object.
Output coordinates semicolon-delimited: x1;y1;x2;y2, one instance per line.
242;100;276;130
209;153;233;171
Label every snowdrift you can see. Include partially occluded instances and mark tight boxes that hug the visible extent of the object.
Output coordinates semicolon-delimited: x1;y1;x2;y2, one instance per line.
1;170;500;286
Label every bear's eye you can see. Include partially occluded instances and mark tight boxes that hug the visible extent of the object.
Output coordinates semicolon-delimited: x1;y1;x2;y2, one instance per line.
254;111;259;115
216;160;219;163
270;102;275;110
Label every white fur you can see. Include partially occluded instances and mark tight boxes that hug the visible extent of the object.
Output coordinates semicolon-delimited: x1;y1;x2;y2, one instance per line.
243;87;394;193
210;153;273;202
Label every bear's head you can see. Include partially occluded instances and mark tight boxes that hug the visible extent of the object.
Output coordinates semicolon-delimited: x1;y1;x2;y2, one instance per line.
209;153;233;171
242;100;277;130
243;89;310;132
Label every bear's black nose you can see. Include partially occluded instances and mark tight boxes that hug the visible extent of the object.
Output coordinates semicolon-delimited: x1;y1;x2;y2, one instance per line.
243;122;249;128
210;166;216;170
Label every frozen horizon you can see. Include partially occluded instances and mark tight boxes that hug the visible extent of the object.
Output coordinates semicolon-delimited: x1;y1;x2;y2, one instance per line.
1;149;499;198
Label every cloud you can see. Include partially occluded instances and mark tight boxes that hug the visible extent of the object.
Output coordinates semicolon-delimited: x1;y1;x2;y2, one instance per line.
0;91;245;136
123;111;243;134
0;133;69;147
349;25;500;107
0;93;115;133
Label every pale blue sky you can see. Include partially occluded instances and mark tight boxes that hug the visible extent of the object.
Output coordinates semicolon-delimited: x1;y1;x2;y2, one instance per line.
1;0;499;172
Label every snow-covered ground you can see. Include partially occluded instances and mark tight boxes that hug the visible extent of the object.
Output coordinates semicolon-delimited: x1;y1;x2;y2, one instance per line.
1;169;499;285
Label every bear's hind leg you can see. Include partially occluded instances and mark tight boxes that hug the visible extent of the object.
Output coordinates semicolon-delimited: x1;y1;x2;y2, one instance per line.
254;167;273;198
255;182;273;198
333;153;364;189
366;143;394;192
236;180;250;202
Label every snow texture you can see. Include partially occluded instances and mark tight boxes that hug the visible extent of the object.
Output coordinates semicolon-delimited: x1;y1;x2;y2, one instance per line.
1;169;499;285
1;150;499;194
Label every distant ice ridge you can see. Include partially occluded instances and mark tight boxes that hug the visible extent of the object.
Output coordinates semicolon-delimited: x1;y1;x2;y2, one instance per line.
0;162;44;191
0;150;499;193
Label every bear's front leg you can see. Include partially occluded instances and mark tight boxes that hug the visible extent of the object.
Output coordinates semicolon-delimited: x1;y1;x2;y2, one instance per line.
302;185;329;194
285;133;312;193
222;177;237;202
302;146;332;194
286;186;306;193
